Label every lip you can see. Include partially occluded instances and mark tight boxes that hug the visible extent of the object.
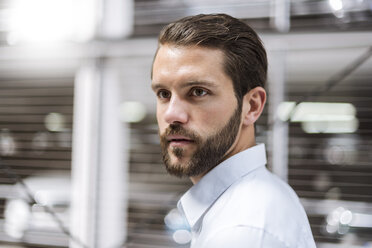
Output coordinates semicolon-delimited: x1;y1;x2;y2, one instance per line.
166;135;192;141
166;135;194;146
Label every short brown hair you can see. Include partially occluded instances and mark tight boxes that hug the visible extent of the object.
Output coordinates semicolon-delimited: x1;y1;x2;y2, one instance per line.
156;13;267;104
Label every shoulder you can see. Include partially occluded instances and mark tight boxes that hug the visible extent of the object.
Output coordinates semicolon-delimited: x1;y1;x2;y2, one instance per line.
213;166;305;219
202;166;315;247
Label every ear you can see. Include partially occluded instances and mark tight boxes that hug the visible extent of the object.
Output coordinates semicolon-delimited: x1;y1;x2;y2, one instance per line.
241;87;266;126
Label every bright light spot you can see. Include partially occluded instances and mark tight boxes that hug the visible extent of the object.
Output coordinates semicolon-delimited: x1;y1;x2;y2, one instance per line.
4;199;30;239
302;118;358;134
329;0;343;11
291;102;356;122
325;145;357;165
8;0;74;43
340;210;353;225
325;146;345;165
326;206;353;235
327;207;344;226
0;129;16;156
119;101;146;123
164;208;189;230
276;101;296;121
326;223;338;234
173;229;192;244
34;192;47;206
7;0;96;44
45;113;66;132
290;102;358;133
165;209;182;230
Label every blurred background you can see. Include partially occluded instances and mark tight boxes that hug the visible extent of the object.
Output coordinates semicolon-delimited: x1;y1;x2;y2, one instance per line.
0;0;371;247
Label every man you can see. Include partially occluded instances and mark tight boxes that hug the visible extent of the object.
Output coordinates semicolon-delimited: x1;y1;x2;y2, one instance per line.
151;14;316;248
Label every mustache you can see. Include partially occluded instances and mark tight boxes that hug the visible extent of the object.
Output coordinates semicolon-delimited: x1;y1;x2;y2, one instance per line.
160;124;201;144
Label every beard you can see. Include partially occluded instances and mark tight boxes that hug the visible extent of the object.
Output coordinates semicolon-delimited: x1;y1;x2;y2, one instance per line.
159;105;242;178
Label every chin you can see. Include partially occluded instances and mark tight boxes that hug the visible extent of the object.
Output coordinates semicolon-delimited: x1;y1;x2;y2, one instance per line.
170;157;187;166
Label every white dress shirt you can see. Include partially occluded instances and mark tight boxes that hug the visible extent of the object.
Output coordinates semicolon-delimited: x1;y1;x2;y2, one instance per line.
177;144;316;248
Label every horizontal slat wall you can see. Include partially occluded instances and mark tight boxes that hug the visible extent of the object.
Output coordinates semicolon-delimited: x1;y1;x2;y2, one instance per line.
0;79;74;247
0;80;74;178
287;71;372;244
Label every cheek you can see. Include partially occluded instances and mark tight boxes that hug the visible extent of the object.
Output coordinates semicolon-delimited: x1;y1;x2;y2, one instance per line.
192;104;232;135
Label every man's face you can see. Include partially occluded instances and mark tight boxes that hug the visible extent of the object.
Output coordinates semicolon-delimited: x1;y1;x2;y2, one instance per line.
151;44;242;178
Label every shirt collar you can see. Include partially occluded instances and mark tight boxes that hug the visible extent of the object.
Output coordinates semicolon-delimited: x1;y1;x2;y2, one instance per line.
177;143;267;228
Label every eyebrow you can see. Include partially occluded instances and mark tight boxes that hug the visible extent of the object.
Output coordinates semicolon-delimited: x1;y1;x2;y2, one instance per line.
151;83;165;91
151;80;217;91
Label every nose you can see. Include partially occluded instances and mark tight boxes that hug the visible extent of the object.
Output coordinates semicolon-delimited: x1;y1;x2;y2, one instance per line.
163;96;189;125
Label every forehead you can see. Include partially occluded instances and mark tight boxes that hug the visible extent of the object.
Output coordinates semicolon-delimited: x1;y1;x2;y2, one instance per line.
152;44;231;88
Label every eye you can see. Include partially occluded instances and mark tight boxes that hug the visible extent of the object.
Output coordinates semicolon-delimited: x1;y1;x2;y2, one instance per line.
191;88;208;97
157;90;171;99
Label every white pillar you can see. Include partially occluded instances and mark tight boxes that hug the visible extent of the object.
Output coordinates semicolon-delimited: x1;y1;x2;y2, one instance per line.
70;63;101;248
70;0;133;246
270;0;290;33
98;0;134;39
70;61;128;248
96;62;128;248
268;50;289;182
